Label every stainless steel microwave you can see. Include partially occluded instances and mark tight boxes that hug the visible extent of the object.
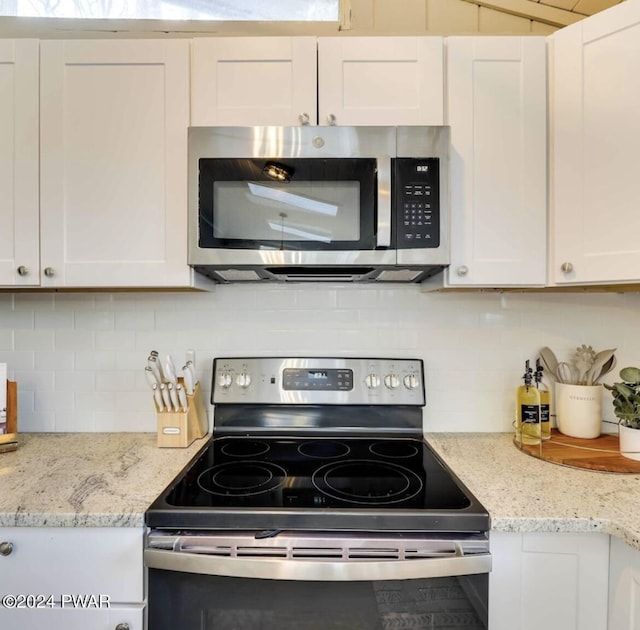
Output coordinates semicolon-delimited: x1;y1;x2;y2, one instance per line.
188;126;449;283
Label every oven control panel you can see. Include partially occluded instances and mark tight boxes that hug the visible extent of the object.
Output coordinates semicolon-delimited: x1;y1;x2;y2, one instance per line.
212;357;425;406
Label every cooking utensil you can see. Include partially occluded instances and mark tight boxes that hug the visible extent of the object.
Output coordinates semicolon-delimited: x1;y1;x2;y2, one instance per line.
593;354;617;385
150;351;166;382
159;383;172;411
168;383;180;411
164;355;178;386
145;366;160;390
182;365;194;396
585;348;616;385
176;384;188;412
557;362;578;384
152;383;164;411
539;347;559;381
572;344;596;385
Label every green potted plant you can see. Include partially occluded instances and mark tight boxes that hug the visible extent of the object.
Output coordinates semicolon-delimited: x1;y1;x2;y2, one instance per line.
604;367;640;461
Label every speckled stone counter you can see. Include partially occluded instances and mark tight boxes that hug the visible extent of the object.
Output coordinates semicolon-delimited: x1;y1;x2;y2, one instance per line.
426;432;640;551
2;432;639;552
0;433;209;528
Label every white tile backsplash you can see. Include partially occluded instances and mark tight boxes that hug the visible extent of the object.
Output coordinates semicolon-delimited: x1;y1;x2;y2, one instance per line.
0;285;637;433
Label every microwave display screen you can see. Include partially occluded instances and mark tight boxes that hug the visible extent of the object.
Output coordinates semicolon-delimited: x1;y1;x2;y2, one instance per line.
212;180;361;243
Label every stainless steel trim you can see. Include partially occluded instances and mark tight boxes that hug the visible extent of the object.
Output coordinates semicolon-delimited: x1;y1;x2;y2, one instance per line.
187;126;450;280
212;357;424;405
144;548;491;582
376;156;391;248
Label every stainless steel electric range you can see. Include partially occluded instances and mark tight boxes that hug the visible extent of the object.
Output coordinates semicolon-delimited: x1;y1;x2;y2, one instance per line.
145;357;491;630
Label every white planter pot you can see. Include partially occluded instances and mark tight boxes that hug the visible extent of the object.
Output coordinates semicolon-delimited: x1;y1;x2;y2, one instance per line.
555;383;603;439
619;424;640;461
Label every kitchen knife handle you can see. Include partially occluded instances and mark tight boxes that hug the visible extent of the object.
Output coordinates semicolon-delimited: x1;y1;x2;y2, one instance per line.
152;383;164;412
168;383;180;412
182;367;194;395
159;384;172;411
176;384;188;412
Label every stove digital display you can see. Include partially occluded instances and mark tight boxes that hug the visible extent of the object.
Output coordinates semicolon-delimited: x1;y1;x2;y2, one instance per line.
283;368;353;391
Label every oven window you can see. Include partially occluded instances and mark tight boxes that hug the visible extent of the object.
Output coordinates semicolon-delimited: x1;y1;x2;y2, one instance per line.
198;158;377;251
213;180;361;242
149;569;488;630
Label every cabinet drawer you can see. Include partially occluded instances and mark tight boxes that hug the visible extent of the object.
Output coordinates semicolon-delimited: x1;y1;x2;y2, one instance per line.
0;527;143;602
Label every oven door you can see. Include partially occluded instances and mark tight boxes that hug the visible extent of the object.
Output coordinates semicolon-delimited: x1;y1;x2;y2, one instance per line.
198;157;384;253
145;532;490;630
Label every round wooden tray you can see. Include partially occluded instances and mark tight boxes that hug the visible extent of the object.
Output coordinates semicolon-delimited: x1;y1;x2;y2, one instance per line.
515;429;640;474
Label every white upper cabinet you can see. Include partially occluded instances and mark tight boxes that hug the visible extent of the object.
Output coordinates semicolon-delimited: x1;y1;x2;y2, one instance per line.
0;40;39;287
191;36;443;128
191;37;317;126
551;0;640;285
40;39;200;288
425;36;547;289
318;37;444;126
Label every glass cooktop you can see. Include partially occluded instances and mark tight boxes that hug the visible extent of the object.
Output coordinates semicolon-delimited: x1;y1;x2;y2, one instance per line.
146;436;490;533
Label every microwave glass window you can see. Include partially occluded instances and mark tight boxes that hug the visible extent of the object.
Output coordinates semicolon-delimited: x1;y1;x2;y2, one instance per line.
212;181;361;243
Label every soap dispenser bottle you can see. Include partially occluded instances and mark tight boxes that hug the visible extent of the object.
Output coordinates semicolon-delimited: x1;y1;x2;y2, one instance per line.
516;360;541;445
535;358;551;440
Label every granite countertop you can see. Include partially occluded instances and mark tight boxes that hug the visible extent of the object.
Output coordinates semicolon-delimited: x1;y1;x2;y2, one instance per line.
1;432;639;552
426;433;640;551
0;433;209;528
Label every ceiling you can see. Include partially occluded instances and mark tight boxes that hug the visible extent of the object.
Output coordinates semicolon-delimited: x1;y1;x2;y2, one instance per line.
467;0;625;27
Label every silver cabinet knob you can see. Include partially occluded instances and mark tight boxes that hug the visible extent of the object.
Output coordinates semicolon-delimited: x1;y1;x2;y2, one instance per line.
43;267;55;278
298;112;310;125
560;262;573;273
456;265;469;277
17;265;29;276
115;624;130;630
0;542;13;556
326;113;337;126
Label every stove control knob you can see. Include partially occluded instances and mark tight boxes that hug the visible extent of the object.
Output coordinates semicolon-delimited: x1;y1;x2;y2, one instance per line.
384;374;400;389
217;372;233;389
236;372;252;388
365;373;381;389
403;374;420;390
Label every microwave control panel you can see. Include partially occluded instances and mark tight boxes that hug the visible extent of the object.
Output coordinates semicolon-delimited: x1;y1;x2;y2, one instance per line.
394;158;440;249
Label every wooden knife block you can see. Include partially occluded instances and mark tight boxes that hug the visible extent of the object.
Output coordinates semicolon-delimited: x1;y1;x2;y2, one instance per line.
1;381;18;453
156;380;208;448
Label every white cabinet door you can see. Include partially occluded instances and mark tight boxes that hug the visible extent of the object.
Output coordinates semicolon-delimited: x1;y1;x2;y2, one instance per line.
191;37;317;126
0;527;143;601
430;37;547;289
609;537;640;630
0;39;39;287
0;605;143;630
490;531;609;630
318;37;444;126
40;39;194;288
0;527;144;630
551;0;640;285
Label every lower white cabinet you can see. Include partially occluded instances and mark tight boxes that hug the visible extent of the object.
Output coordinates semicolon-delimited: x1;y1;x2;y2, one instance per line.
609;536;640;630
0;606;143;630
490;531;609;630
0;527;144;630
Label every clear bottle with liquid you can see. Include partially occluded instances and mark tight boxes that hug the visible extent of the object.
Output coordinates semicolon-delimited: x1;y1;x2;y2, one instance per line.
535;359;551;440
516;360;541;445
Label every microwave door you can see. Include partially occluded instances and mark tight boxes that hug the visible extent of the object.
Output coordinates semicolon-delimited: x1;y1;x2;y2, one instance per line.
196;158;389;256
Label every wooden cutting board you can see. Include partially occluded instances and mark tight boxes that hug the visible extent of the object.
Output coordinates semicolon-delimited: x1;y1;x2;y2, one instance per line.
516;429;640;474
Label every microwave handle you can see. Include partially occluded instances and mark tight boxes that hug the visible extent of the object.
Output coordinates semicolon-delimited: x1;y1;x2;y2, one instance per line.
376;156;392;248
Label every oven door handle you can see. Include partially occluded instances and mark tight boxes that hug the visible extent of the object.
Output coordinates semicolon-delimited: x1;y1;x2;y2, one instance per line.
376;155;392;248
144;548;491;581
